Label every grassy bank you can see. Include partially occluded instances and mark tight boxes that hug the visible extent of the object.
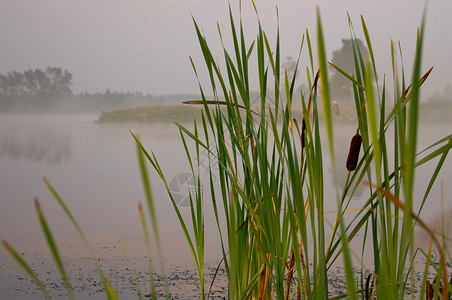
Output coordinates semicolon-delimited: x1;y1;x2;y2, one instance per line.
96;105;203;123
97;103;452;124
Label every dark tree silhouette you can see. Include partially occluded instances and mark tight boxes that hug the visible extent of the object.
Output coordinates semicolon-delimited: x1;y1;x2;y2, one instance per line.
329;38;369;104
0;67;73;101
281;56;299;80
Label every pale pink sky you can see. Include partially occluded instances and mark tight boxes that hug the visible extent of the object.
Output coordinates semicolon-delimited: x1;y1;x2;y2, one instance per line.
0;0;450;96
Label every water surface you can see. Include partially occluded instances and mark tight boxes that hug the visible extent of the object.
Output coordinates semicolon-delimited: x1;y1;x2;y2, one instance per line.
0;114;450;299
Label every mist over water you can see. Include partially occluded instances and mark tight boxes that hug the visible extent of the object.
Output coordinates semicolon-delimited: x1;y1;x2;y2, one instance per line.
0;117;72;164
0;114;450;298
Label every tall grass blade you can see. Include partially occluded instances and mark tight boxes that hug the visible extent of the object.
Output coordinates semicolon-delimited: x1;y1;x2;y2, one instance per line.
317;8;357;300
138;202;157;299
42;176;115;296
34;198;75;300
2;240;51;299
135;135;170;299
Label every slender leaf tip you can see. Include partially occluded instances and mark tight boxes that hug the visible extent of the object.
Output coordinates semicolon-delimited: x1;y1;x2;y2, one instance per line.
34;197;40;209
2;240;11;250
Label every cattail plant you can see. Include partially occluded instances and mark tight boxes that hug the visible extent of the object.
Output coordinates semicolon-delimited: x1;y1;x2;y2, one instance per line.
346;131;362;171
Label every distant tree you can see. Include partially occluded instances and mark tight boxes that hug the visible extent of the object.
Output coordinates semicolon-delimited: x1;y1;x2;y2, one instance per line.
281;56;299;80
427;84;452;108
23;69;38;96
0;67;73;101
329;38;370;104
45;66;73;98
444;84;452;102
0;71;25;98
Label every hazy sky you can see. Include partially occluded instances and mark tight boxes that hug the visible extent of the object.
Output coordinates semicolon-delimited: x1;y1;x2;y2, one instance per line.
0;0;450;97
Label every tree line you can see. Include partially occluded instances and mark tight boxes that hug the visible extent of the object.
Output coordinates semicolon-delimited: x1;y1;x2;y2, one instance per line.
0;67;159;112
0;67;73;101
0;66;200;113
0;39;369;110
2;39;448;113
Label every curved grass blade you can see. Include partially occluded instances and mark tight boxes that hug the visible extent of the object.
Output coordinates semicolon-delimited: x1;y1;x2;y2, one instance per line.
238;264;265;300
361;15;379;97
135;135;170;299
367;181;449;298
43;177;116;296
103;277;120;300
34;198;75;300
138;202;157;299
328;62;366;92
2;240;51;299
183;100;246;111
317;8;357;300
131;132;198;263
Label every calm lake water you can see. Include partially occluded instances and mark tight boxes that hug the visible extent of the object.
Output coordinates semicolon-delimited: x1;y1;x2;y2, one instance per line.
0;114;450;299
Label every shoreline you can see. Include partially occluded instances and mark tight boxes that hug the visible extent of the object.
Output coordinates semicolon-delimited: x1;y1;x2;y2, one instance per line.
95;104;452;124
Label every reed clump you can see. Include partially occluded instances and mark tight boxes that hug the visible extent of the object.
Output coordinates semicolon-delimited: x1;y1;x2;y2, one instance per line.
141;3;452;299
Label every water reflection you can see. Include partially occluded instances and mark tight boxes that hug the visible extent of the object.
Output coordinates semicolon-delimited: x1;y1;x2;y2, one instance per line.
0;115;450;300
0;127;72;164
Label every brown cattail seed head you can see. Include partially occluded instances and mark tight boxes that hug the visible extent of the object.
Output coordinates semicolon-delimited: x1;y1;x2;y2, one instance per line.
346;133;362;171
